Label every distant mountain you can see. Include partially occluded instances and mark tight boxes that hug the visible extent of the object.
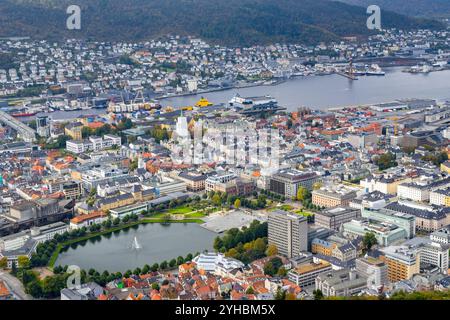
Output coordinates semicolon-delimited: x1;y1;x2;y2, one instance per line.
0;0;444;46
338;0;450;18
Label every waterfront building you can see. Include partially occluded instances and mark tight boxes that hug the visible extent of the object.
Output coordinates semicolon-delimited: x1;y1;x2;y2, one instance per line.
70;211;108;229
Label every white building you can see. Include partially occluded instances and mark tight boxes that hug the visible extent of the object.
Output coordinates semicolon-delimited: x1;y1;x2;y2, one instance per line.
66;135;122;154
397;183;430;202
193;252;244;275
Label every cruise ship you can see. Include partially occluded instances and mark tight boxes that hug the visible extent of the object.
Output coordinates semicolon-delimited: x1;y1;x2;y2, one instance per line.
229;94;285;115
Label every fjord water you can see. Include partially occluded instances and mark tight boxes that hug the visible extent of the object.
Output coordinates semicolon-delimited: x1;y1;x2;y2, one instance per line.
38;67;450;121
55;223;216;272
161;67;450;110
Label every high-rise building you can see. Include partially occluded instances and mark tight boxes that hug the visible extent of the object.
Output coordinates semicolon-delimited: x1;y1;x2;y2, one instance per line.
268;210;308;258
36;115;51;138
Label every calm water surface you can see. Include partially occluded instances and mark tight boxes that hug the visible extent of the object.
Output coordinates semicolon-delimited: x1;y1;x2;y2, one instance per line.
55;223;216;272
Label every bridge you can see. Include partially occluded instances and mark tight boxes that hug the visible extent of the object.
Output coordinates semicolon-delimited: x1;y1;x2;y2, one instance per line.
0;111;36;142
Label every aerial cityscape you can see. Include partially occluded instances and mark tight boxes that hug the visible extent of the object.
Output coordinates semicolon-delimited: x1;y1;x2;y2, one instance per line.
1;0;450;305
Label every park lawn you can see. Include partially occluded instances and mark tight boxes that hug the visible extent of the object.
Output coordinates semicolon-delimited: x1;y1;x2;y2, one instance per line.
165;206;193;215
148;212;169;219
185;212;207;218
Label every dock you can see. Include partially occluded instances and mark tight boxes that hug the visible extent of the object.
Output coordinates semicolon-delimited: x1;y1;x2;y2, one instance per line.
335;71;358;80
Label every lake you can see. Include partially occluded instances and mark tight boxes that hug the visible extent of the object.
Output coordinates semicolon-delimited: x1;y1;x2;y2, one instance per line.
55;223;216;272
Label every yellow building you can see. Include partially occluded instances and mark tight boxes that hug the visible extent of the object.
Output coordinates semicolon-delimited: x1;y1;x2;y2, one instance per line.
441;161;450;174
311;239;337;256
97;193;136;212
65;122;84;140
445;196;450;207
381;248;420;282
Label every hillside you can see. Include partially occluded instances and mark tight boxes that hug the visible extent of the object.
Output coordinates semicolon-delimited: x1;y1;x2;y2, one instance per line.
338;0;450;18
0;0;444;46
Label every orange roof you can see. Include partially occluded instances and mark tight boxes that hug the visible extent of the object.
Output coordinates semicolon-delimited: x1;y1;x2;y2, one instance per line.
32;165;44;172
252;170;261;178
88;121;105;129
97;294;108;300
0;281;10;297
151;294;162;300
70;211;106;224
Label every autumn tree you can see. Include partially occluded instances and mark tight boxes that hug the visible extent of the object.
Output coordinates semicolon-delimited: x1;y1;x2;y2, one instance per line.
266;244;278;257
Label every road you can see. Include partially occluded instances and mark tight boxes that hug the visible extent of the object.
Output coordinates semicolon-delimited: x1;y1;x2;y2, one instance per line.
0;271;32;300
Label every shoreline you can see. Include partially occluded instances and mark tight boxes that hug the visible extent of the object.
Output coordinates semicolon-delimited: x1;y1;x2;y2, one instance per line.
48;218;205;269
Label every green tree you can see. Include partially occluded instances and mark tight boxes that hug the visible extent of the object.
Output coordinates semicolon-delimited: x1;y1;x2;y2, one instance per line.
234;199;241;209
212;194;222;206
296;187;310;201
160;261;168;270
363;232;378;252
313;289;324;300
26;281;43;298
0;257;7;269
17;256;31;269
151;263;159;272
152;282;160;290
142;264;150;274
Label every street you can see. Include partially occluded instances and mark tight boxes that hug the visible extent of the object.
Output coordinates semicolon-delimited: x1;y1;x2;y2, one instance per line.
0;271;32;300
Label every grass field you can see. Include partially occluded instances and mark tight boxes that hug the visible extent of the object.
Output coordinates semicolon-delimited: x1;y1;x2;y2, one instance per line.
165;206;193;214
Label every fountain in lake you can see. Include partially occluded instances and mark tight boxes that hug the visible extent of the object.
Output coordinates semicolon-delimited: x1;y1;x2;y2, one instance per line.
131;236;142;250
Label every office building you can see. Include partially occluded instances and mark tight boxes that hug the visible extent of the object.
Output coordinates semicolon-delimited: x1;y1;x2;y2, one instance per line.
269;169;320;199
268;210;308;258
315;269;368;297
355;257;388;288
381;246;420;282
315;207;361;231
312;187;357;208
288;261;332;287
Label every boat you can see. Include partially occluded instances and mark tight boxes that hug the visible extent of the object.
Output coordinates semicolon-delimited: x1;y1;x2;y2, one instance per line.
229;94;285;115
195;97;213;108
366;64;385;76
11;112;37;117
